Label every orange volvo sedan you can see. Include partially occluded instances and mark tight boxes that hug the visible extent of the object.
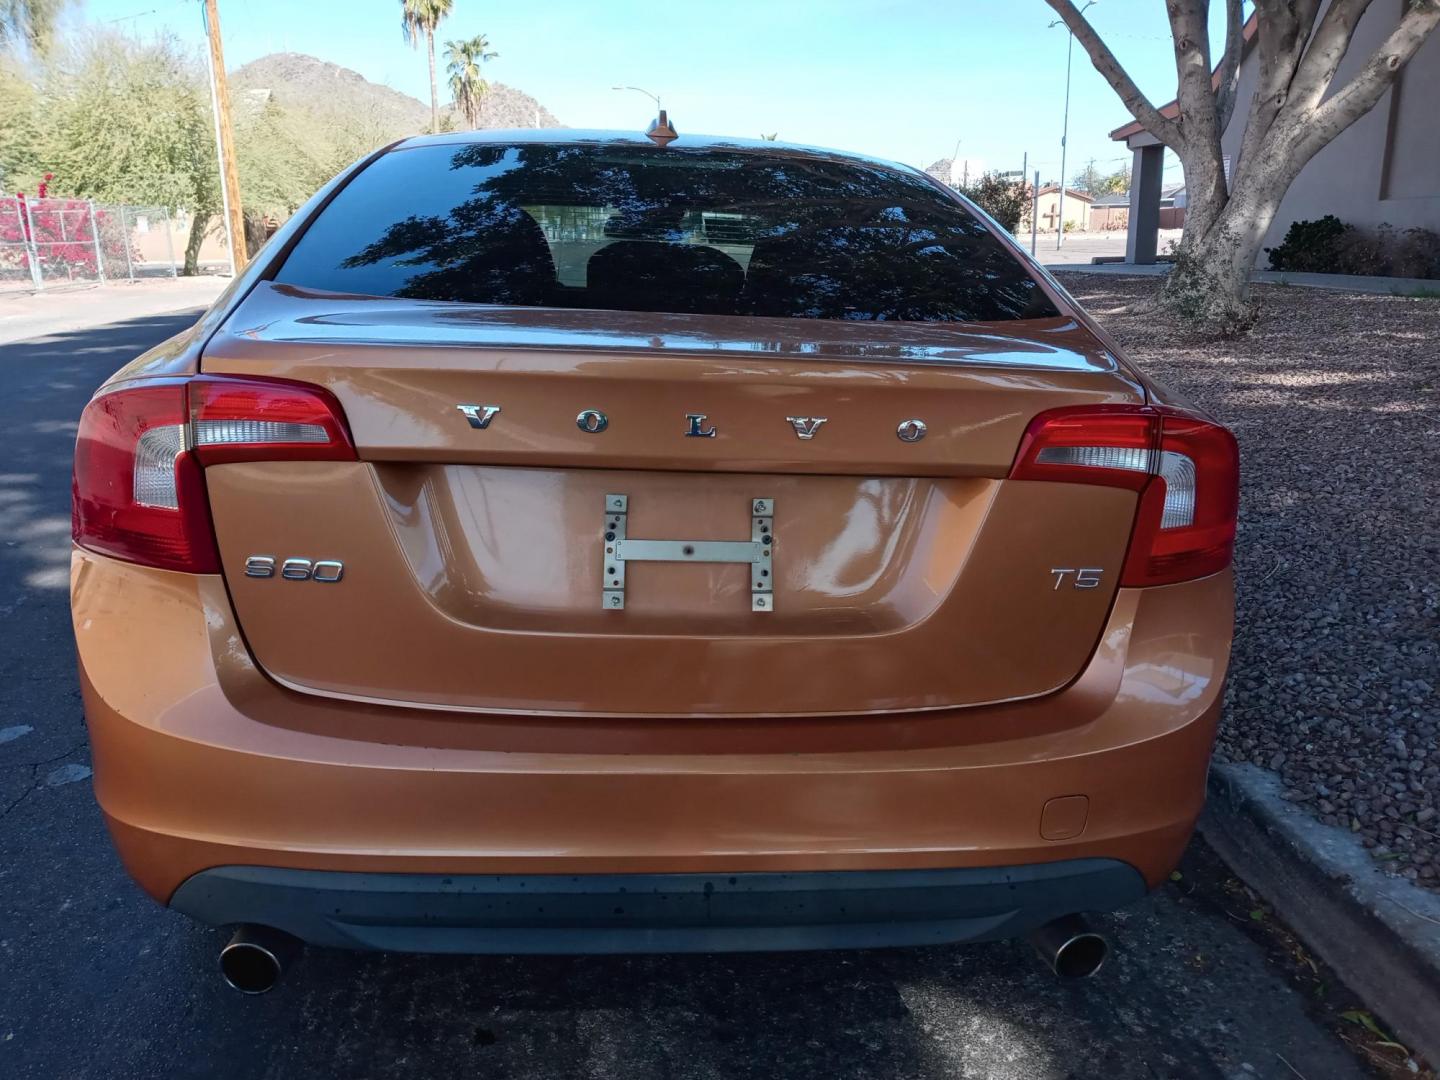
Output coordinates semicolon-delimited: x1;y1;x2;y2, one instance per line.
71;131;1237;991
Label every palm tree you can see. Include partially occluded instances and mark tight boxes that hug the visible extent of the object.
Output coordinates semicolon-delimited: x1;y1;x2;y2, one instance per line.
445;35;498;130
1;0;70;51
400;0;453;135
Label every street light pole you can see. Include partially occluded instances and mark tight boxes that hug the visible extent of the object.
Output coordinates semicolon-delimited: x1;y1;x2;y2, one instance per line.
1050;0;1096;252
612;85;662;111
611;85;677;146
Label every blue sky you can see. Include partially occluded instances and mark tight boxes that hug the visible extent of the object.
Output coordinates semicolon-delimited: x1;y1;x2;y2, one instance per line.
74;0;1208;185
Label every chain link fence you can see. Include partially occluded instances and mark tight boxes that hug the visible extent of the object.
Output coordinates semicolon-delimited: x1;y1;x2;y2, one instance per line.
1;196;181;292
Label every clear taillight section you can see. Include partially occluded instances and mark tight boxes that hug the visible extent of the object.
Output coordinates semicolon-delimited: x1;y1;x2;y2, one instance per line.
72;375;355;573
189;375;355;465
132;423;187;509
1010;404;1239;587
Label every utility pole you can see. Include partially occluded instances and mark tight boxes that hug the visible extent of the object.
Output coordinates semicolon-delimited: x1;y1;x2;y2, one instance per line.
1031;170;1040;257
202;0;247;273
1049;0;1096;253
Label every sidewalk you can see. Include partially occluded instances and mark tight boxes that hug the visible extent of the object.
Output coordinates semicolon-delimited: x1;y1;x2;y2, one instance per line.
0;276;228;347
1048;260;1440;296
1027;230;1184;267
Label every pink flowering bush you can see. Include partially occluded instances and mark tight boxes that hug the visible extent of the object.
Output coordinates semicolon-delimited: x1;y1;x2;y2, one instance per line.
2;175;139;283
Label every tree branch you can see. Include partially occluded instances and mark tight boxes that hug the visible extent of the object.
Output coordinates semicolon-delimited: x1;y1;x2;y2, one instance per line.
1303;0;1440;155
1235;0;1320;175
1214;0;1245;133
1043;0;1182;148
1290;0;1379;114
1170;0;1219;142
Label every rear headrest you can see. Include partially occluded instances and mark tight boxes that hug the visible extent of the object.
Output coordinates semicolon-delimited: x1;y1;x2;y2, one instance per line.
602;206;688;240
585;241;744;315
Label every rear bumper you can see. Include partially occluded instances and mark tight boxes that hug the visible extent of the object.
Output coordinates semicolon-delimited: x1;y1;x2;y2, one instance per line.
171;861;1146;953
73;549;1232;918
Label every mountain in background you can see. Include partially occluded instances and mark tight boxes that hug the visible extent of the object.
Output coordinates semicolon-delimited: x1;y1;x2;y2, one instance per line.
232;52;562;143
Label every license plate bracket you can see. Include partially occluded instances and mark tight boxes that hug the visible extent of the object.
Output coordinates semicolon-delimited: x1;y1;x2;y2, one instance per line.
601;494;774;612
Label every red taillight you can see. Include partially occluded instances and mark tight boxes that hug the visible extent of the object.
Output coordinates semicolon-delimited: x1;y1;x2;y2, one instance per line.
1010;404;1239;587
72;379;217;573
72;375;355;574
1122;410;1240;586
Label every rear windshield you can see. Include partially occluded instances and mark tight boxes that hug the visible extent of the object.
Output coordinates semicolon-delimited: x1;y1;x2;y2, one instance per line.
274;143;1058;323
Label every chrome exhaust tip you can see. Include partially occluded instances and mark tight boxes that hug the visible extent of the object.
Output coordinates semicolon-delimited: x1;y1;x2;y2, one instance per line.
1028;915;1109;979
219;925;301;994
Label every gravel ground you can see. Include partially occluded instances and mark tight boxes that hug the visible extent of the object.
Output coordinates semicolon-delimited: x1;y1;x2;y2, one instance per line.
1058;273;1440;888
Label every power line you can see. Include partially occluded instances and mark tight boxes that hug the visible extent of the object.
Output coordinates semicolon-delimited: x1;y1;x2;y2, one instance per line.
106;1;191;23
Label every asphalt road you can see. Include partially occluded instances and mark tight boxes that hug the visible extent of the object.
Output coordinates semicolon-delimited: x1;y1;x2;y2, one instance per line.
0;307;1382;1080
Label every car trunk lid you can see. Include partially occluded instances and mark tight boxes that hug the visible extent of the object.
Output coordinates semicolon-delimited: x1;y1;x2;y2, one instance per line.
198;283;1145;717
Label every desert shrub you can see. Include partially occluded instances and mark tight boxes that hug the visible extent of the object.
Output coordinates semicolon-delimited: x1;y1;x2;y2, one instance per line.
1389;227;1440;280
1266;215;1348;272
1334;225;1390;276
1267;217;1440;279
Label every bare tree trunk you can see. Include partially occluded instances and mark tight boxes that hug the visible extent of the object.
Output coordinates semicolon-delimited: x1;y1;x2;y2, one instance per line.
183;213;209;277
243;210;269;261
1164;144;1309;332
1045;0;1440;335
426;28;438;134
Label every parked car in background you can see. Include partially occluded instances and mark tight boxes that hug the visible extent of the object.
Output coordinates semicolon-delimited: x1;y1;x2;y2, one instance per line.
70;130;1238;992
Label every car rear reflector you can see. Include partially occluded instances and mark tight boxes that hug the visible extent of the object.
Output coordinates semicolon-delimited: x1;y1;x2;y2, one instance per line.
1009;404;1239;587
73;375;355;574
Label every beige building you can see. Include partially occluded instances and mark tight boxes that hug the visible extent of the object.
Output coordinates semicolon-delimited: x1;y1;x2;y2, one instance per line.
126;208;234;271
1111;1;1440;263
1024;186;1092;233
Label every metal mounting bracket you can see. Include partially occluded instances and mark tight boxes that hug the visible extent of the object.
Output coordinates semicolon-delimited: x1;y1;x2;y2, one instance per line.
601;494;774;612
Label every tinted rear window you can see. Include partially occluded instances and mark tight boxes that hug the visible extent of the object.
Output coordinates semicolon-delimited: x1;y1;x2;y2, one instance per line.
274;143;1057;323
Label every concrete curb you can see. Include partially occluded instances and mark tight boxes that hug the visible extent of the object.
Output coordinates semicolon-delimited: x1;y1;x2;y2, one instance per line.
1200;763;1440;1065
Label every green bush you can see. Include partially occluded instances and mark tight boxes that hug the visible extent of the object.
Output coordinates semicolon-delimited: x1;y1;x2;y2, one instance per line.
957;172;1028;233
1266;215;1349;272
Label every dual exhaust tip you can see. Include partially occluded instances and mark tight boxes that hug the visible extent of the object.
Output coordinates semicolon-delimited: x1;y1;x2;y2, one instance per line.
216;915;1108;993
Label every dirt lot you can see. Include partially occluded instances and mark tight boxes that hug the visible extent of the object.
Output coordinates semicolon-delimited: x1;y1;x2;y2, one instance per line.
1057;272;1440;888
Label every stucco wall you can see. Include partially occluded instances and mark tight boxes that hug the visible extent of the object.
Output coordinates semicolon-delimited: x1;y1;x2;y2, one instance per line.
1222;0;1440;255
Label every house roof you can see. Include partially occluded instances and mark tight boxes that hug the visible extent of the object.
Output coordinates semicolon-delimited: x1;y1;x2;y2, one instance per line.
1091;193;1130;207
1035;185;1095;203
1109;11;1260;141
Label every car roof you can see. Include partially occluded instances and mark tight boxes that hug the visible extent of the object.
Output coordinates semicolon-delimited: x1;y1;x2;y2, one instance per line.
391;128;930;179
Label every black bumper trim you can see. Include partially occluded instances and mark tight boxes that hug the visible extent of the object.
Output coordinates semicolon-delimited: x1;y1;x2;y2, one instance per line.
170;860;1147;954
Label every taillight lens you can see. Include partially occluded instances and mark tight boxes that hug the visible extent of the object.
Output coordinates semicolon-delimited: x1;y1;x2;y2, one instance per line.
1123;410;1239;586
72;375;355;574
189;375;355;465
1010;404;1239;587
72;380;217;573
